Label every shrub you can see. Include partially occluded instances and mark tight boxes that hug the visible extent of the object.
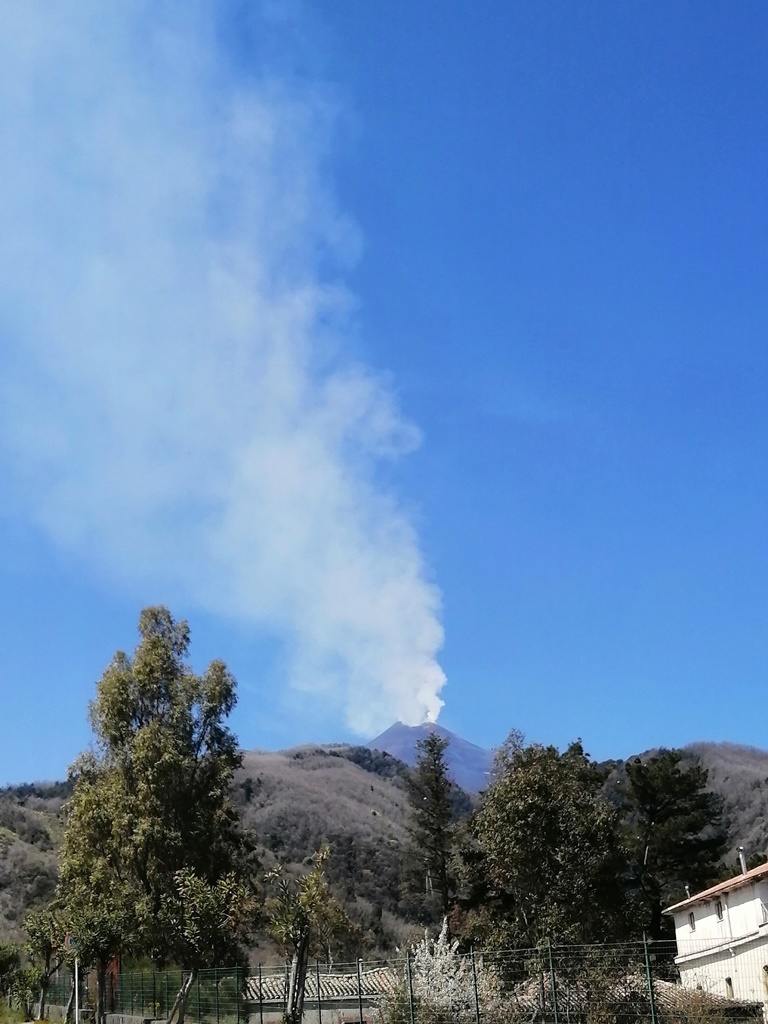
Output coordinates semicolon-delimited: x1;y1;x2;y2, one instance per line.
378;921;505;1024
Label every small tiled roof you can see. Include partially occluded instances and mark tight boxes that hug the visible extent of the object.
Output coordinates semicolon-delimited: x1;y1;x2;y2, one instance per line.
653;980;762;1018
245;967;763;1019
663;862;768;915
510;974;762;1019
245;966;398;1004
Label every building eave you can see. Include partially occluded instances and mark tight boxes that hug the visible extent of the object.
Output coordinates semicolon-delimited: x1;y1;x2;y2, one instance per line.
663;863;768;915
674;929;768;964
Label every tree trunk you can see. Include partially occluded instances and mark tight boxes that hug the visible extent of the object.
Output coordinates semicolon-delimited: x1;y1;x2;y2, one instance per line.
166;970;198;1024
285;928;311;1024
649;898;663;941
64;978;75;1023
97;959;107;1024
37;957;60;1020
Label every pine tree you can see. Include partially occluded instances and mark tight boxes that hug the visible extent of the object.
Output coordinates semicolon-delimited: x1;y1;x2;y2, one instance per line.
406;732;456;919
616;749;728;938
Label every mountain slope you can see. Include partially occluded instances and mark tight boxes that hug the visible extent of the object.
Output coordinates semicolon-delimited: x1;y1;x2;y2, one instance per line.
1;736;766;956
0;782;66;939
685;742;768;859
367;721;493;793
0;747;421;957
234;744;414;958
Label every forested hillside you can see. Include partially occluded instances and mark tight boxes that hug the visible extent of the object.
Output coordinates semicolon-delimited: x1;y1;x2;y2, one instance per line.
687;742;768;859
0;739;766;954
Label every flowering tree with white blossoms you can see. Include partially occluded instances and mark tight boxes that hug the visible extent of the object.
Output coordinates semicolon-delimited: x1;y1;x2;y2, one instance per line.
379;920;505;1024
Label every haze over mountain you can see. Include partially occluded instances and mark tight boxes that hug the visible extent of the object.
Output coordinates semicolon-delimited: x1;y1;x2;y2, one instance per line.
367;721;494;793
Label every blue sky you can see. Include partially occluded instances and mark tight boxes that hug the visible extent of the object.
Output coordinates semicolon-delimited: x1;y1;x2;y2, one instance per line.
1;2;767;784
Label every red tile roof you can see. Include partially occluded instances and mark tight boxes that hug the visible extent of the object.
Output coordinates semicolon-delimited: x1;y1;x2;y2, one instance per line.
663;862;768;914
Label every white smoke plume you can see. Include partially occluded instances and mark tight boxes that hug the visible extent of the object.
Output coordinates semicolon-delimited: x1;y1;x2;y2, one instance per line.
0;2;445;733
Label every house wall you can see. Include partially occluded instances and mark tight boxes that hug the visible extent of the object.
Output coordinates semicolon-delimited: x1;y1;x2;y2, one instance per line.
673;879;768;945
676;936;768;1008
671;879;768;1021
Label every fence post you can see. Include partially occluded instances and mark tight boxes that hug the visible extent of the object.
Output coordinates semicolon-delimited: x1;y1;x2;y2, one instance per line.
547;938;559;1024
316;960;323;1024
165;972;169;1018
470;947;481;1024
643;932;658;1024
356;959;364;1024
215;969;220;1024
405;953;415;1024
153;971;156;1018
258;964;264;1024
141;972;145;1017
196;972;201;1024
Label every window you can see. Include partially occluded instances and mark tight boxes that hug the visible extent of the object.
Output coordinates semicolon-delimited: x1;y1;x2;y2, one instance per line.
689;911;696;931
716;900;724;921
725;978;734;999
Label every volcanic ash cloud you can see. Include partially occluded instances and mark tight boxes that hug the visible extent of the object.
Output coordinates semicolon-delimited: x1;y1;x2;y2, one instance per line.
0;2;446;733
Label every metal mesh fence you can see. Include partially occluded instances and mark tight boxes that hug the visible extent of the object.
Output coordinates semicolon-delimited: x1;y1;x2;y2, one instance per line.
43;937;768;1024
112;968;245;1024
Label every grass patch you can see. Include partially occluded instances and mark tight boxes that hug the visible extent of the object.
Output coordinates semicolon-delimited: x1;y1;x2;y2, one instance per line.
0;1003;26;1024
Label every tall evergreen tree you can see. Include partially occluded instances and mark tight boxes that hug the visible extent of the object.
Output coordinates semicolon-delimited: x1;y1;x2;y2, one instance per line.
616;749;728;938
406;732;456;919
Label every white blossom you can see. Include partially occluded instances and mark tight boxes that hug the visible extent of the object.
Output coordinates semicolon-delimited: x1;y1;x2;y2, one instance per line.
381;920;505;1023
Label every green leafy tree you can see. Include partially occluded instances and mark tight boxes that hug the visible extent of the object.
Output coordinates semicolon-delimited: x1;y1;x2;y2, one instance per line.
25;905;66;1019
266;850;353;1024
616;749;728;938
405;733;456;920
57;607;257;1024
58;868;138;1024
459;732;629;948
0;941;21;1006
0;940;43;1020
162;870;258;1024
9;965;44;1020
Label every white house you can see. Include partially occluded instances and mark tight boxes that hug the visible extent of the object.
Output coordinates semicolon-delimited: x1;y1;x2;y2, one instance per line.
663;861;768;1015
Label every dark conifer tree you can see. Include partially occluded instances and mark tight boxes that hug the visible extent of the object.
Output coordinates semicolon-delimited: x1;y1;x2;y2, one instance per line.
617;749;728;938
406;732;456;919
